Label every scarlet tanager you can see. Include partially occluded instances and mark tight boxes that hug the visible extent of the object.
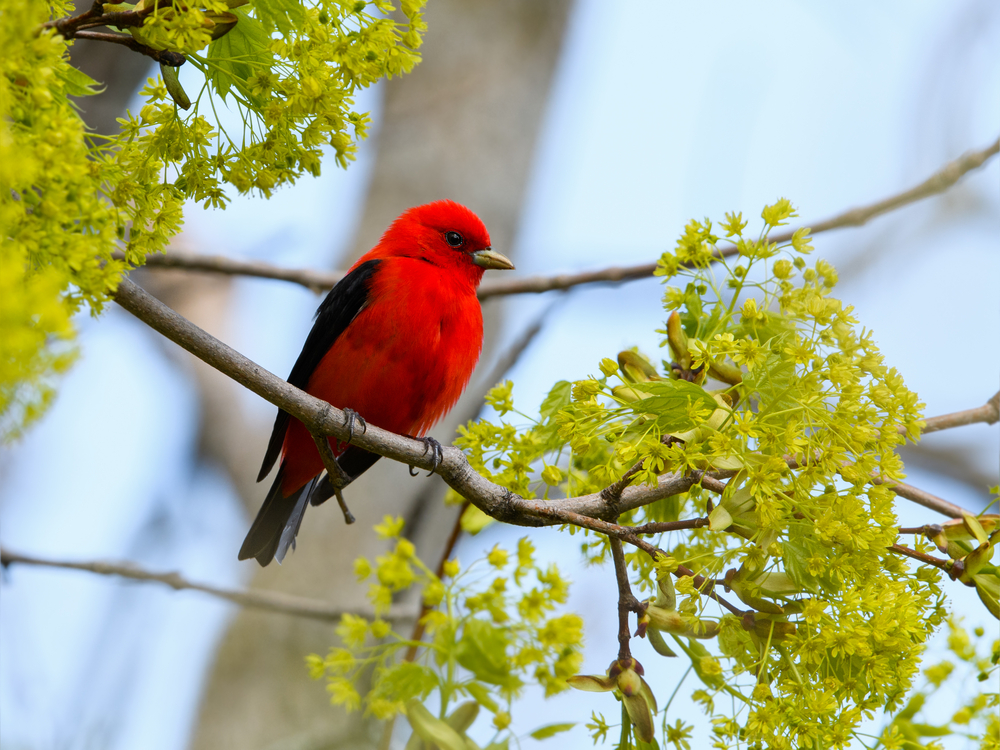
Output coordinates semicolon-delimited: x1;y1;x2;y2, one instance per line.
239;201;514;565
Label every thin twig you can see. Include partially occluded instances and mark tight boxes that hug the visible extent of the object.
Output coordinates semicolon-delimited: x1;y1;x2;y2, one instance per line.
886;544;953;573
123;138;1000;295
786;452;970;520
404;500;469;662
72;30;185;66
903;390;1000;436
871;476;967;519
674;564;747;618
609;537;642;661
804;136;999;234
0;546;415;623
627;518;709;535
120;249;342;293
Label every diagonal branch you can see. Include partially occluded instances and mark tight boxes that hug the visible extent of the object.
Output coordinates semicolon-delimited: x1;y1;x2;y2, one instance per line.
113;277;986;537
112;277;708;527
0;546;415;623
126;137;999;296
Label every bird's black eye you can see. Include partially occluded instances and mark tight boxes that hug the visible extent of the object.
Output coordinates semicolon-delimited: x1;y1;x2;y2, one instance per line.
445;231;464;248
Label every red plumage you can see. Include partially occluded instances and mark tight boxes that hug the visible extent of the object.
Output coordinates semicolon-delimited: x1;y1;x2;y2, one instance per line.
240;201;513;565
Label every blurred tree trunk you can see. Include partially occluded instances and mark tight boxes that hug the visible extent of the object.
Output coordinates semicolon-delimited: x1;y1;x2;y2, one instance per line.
188;2;573;749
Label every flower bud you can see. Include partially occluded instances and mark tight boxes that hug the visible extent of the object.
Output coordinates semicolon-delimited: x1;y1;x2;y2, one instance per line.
666;311;691;370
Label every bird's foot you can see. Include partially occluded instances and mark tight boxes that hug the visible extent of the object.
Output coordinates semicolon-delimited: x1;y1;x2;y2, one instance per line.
343;408;367;442
408;436;443;477
333;486;356;525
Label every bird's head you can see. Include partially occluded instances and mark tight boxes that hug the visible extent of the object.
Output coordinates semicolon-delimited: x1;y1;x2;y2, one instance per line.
373;200;514;285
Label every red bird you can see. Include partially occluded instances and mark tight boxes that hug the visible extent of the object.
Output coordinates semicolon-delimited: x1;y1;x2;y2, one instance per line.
240;201;513;565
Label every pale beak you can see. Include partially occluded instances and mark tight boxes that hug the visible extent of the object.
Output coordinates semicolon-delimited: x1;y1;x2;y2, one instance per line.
471;247;515;271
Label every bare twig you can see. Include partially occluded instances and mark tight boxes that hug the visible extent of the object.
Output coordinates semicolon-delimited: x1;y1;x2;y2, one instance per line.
804;136;999;234
786;452;971;520
903;390;1000;436
124;138;1000;295
72;30;186;66
0;546;415;623
609;537;642;661
404;500;469;662
628;518;710;535
871;476;967;519
887;544;954;574
122;249;343;293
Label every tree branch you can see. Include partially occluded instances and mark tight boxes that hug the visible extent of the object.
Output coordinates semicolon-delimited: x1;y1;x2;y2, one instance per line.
0;546;415;623
871;476;968;519
112;277;720;528
904;390;1000;436
113;277;983;543
609;537;642;661
72;30;186;66
124;248;343;292
125;137;1000;295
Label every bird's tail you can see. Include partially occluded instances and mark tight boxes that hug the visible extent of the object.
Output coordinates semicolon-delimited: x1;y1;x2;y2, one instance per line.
238;467;314;566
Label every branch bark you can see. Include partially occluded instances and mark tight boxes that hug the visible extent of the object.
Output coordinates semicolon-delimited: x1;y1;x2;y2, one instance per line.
124;136;1000;296
907;390;1000;435
111;277;730;527
0;546;414;623
113;277;989;539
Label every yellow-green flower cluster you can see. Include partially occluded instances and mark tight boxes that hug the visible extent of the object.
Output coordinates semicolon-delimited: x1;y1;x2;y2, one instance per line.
873;617;999;750
1;0;425;438
1;0;125;436
307;519;582;744
457;202;959;748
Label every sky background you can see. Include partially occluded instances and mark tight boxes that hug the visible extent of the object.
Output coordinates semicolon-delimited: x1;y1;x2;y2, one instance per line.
1;0;998;748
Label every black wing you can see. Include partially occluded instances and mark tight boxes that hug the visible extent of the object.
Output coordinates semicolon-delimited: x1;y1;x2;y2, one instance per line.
256;259;383;482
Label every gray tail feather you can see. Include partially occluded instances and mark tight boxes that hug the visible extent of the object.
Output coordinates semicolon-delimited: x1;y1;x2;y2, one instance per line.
239;468;316;566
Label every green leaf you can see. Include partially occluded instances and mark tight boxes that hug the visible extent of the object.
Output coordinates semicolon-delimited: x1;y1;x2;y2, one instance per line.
405;700;469;750
631;378;718;432
463;681;499;713
539;380;571;419
972;570;1000;620
646;627;678;657
251;0;305;34
57;64;105;97
206;6;272;102
781;538;822;595
674;637;723;689
529;723;575;740
708;504;733;531
372;662;439;704
446;702;480;734
460;504;494;535
456;619;523;691
566;674;615;692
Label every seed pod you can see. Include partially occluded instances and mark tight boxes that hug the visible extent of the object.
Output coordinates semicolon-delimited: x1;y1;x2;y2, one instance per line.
666;311;691;370
159;62;191;109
